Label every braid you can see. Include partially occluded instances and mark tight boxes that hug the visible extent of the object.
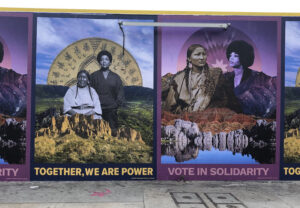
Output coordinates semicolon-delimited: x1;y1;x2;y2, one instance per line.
186;59;190;68
184;59;190;91
76;69;93;100
75;85;78;99
88;84;93;101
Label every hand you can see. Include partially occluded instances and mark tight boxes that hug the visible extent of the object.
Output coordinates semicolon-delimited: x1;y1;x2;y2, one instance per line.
79;104;89;108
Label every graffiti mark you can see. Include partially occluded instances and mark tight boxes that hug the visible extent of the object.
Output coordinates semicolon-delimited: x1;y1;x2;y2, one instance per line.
90;189;112;197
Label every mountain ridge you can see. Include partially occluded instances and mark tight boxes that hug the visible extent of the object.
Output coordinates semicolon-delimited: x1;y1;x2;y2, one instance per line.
0;67;27;117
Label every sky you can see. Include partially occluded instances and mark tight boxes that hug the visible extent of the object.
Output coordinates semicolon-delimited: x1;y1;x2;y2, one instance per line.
285;21;300;87
36;16;154;88
0;16;28;74
160;16;278;78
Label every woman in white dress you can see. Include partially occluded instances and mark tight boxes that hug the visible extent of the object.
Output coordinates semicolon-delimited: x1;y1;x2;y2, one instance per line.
64;70;102;119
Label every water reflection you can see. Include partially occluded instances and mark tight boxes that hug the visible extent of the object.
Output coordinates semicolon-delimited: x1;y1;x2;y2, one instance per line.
0;144;25;164
161;135;275;164
161;119;276;164
0;119;26;164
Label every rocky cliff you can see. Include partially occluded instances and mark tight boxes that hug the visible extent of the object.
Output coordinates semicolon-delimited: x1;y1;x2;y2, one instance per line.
36;114;144;143
285;108;300;132
35;114;152;163
0;67;27;117
162;108;256;135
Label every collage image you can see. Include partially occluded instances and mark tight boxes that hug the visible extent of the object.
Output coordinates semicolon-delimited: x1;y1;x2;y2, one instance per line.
0;11;298;181
31;14;156;180
158;16;280;180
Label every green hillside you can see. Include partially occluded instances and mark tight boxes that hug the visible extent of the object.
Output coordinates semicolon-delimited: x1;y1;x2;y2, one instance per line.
285;87;300;115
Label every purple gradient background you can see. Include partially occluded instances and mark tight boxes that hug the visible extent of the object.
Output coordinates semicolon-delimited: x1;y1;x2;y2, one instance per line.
0;13;32;181
161;17;277;77
0;15;28;75
157;15;281;180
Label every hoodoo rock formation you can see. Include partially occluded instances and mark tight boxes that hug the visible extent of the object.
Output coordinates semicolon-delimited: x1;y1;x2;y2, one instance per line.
36;114;145;143
162;119;275;148
162;108;256;135
161;119;276;163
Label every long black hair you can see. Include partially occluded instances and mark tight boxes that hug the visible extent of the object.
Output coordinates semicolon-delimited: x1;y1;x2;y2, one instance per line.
0;41;3;63
182;44;210;94
75;70;93;101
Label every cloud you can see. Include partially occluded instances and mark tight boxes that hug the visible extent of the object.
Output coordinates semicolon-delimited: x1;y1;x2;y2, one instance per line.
37;61;52;69
285;55;300;76
285;53;300;60
92;19;155;88
125;25;154;64
35;17;155;88
286;63;300;71
126;38;154;88
285;71;297;86
126;40;154;62
36;78;47;85
35;68;49;84
141;27;153;36
285;22;300;56
285;21;300;83
90;19;124;44
91;19;119;31
285;80;295;87
141;67;154;89
37;18;67;55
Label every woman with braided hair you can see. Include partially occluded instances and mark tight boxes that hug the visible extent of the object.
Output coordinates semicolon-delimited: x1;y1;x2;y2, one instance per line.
64;70;102;119
164;44;239;113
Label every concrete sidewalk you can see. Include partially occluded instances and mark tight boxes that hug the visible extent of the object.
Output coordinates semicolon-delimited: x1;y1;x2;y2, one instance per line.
0;181;299;208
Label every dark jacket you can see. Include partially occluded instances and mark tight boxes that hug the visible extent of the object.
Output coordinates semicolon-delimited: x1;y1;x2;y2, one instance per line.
224;68;277;118
90;70;125;110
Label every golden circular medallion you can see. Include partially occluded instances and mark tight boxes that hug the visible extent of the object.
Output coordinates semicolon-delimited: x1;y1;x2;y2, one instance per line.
296;68;300;87
47;38;142;86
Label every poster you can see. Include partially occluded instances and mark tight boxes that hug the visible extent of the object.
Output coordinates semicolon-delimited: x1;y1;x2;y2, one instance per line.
0;8;294;181
158;15;281;180
0;13;32;181
281;18;300;179
31;13;156;180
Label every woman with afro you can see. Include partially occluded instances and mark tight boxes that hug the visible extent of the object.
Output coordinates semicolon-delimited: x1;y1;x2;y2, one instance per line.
225;40;276;118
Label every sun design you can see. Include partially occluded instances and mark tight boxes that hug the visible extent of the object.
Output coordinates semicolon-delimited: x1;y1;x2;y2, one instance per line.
47;38;142;87
211;59;230;73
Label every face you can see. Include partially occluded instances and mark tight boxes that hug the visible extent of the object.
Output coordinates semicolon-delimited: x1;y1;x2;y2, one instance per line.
188;47;207;67
77;72;88;88
99;55;111;68
229;52;241;68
